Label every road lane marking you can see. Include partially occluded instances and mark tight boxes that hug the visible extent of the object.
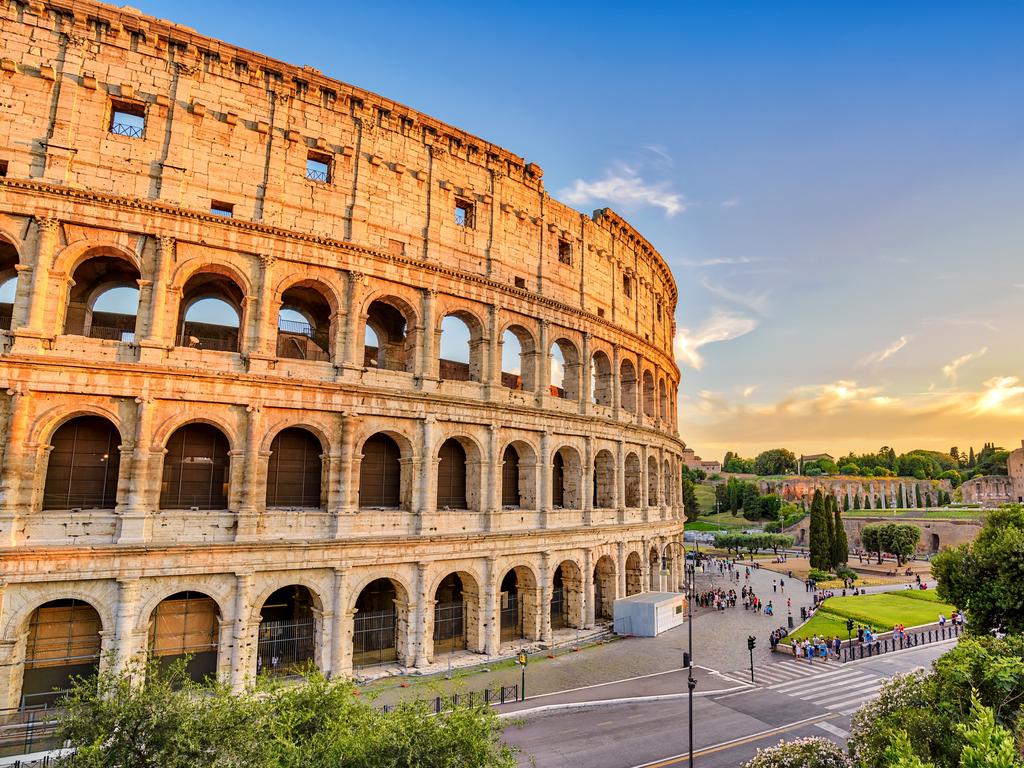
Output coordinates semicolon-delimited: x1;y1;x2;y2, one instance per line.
815;721;851;739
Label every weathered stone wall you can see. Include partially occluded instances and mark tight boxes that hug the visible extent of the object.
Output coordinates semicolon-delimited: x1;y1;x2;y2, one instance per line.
0;0;685;710
787;514;982;554
757;476;951;509
961;441;1024;507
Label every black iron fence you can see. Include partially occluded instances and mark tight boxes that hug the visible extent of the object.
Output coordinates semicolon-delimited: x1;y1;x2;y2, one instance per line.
379;684;519;713
840;623;963;662
0;706;61;759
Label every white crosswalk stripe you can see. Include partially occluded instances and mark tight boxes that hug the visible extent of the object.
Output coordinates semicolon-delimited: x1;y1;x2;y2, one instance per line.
740;658;849;686
770;667;883;713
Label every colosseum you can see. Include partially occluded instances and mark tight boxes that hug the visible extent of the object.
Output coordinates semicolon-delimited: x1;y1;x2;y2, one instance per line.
0;1;685;709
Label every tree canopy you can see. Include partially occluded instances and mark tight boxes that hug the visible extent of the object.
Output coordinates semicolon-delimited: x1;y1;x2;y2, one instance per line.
753;448;798;476
860;523;920;565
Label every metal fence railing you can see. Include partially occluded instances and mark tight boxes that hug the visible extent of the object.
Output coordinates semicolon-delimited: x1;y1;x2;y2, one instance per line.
840;623;963;662
379;684;519;713
0;706;61;759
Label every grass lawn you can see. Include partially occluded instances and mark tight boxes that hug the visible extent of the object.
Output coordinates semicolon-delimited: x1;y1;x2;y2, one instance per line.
686;520;742;532
693;482;717;513
700;510;763;528
789;590;957;641
843;508;983;520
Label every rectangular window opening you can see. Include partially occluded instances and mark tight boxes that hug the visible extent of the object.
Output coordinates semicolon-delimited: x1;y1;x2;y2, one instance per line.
210;201;234;218
306;152;331;183
656;305;662;321
109;100;145;138
514;276;526;290
622;275;632;298
0;160;8;177
597;307;605;318
558;239;572;265
454;198;475;228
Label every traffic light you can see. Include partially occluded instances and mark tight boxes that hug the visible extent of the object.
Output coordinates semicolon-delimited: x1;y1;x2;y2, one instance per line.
517;651;528;666
683;651;691;669
846;618;855;632
747;635;756;651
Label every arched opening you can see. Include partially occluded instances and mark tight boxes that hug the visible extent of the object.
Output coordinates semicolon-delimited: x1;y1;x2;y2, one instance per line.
499;566;537;643
642;370;656;417
501;325;536;390
663;459;673;506
593;449;616;508
0;239;18;331
265;428;323;508
353;578;401;667
549;338;581;400
551;561;584;630
552;447;582;509
64;253;141;341
620;359;637;414
626;552;643;596
437;438;468;510
159;423;231;510
148;591;221;683
364;299;414;372
501;444;520;508
624;452;641;507
277;283;332;362
593;555;617;621
649;548;660;591
176;272;244;352
257;585;316;677
20;600;102;709
591;351;613;406
42;416;122;510
931;533;940;552
433;573;468;655
359;433;403;509
658;378;668;421
439;312;482;382
647;455;660;506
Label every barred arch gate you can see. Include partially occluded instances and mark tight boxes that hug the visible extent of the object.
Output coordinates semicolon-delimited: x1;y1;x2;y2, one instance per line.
256;585;316;677
353;579;399;667
433;573;467;654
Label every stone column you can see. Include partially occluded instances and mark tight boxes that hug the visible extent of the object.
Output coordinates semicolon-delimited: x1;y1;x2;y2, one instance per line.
611;344;621;418
413;562;432;668
247;254;278;366
235;404;262;542
0;388;31;546
616;541;627;599
583;550;596;628
117;396;157;544
540;552;553;645
579;332;592;415
486;424;500;529
640;539;651;594
483;556;500;655
415;416;437;519
229;572;255;693
417;288;438;386
11;217;59;353
539;430;551;526
535;319;550;401
616;439;626;521
340;270;366;371
329;568;353;679
332;413;357;537
640;444;649;511
139;236;175;361
487;304;502;398
583;435;594;522
111;578;141;676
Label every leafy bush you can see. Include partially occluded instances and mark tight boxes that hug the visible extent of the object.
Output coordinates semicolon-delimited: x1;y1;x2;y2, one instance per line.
836;565;858;581
743;737;850;767
808;567;832;581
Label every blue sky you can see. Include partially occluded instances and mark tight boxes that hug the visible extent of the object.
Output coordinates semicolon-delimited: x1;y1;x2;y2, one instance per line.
127;1;1024;459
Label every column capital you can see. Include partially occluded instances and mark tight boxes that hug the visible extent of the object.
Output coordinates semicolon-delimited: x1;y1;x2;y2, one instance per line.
34;216;61;233
157;234;176;250
257;253;276;269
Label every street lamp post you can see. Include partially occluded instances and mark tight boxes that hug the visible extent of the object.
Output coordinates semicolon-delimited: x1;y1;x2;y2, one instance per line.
662;540;696;766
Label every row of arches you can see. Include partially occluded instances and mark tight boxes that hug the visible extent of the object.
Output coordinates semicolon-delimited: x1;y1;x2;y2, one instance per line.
38;415;680;513
0;239;676;425
12;549;674;709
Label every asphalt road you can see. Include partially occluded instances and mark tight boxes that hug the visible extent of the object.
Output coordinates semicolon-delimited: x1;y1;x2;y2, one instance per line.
503;641;953;768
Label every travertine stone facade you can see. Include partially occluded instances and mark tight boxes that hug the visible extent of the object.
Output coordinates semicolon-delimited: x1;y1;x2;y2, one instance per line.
0;1;685;709
757;476;951;510
961;442;1024;506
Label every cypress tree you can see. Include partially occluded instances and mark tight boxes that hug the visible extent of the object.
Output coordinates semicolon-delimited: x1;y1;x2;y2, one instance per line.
915;485;923;508
824;495;836;568
925;493;932;508
897;485;905;509
853;493;861;510
843;494;850;512
832;500;848;566
809;489;828;570
968;447;976;468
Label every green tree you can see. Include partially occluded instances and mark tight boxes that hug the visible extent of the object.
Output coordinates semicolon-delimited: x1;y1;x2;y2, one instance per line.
758;493;782;520
753;448;798;476
933;504;1024;635
915;485;923;508
832;501;848;567
875;494;884;510
840;463;861;475
809;489;830;570
682;475;700;522
843;493;850;512
938;469;962;488
824;495;836;567
853;493;862;510
862;524;885;564
898;485;906;508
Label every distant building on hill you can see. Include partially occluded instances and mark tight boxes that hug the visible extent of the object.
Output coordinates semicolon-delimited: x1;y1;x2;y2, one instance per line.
961;440;1024;507
798;452;834;473
681;448;722;474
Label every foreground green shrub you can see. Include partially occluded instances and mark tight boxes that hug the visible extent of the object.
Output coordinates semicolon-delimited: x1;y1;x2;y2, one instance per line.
743;736;850;767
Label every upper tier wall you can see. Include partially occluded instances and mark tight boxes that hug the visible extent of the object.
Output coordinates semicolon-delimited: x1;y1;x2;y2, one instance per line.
0;0;678;364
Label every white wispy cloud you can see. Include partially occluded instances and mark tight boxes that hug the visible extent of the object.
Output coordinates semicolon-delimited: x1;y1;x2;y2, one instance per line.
942;347;988;382
721;198;739;208
560;164;685;217
674;311;758;370
677;256;766;268
859;336;909;367
643;145;674;167
974;376;1024;413
702;278;771;315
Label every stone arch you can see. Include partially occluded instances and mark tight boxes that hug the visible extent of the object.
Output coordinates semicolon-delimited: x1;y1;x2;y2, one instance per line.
174;265;247;352
551;559;584;630
625;551;643;596
147;590;223;683
500;322;537;391
647;454;660;506
436;306;486;382
658;377;668;421
620;358;638;414
17;598;104;708
265;427;324;508
591;349;613;406
159;422;232;510
436;434;484;511
61;245;142;340
0;235;19;331
41;414;123;511
254;583;322;676
363;294;418;372
351;576;411;668
593;448;616;508
593;555;617;621
552;445;583;510
357;429;413;510
642;369;656;417
624;452;642;507
431;570;482;658
663;458;673;506
649;547;660;591
276;278;338;363
549;337;582;400
501;439;538;510
498;564;540;643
